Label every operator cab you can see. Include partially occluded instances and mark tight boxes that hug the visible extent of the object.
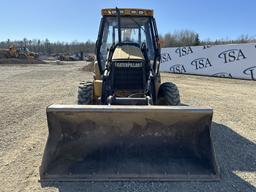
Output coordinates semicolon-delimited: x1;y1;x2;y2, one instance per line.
96;8;161;105
96;8;160;74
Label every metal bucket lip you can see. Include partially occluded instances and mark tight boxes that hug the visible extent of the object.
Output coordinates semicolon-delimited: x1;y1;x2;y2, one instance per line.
40;173;220;182
47;104;213;114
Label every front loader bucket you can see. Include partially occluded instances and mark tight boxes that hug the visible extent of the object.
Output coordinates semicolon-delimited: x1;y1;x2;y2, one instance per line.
40;105;219;181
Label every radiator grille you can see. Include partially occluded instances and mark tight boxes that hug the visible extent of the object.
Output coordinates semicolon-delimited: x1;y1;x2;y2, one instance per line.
112;62;145;90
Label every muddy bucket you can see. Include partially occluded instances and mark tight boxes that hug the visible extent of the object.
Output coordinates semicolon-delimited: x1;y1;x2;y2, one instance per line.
40;105;219;181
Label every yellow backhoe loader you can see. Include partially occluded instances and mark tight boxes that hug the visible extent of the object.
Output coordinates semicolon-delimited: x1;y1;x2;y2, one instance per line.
40;8;219;181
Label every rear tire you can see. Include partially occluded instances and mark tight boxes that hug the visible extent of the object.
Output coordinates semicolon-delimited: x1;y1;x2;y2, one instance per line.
77;81;93;104
157;82;180;106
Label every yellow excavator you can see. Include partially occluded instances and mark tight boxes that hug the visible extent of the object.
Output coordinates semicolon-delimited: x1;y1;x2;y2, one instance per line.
40;8;219;181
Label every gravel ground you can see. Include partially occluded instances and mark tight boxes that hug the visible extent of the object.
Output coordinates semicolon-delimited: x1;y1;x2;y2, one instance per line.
0;62;255;192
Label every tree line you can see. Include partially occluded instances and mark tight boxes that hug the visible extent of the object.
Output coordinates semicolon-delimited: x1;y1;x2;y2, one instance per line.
0;31;255;54
0;38;95;55
159;30;256;47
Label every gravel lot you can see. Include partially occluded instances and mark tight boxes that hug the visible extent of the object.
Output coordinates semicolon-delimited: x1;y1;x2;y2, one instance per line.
0;62;255;192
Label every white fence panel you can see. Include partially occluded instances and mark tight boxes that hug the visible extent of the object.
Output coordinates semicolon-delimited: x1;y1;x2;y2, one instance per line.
160;43;256;80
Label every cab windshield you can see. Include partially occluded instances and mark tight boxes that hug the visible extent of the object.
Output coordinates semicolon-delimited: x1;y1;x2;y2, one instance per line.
99;16;156;69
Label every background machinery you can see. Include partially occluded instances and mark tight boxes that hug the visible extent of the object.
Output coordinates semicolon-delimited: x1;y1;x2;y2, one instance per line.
0;45;38;59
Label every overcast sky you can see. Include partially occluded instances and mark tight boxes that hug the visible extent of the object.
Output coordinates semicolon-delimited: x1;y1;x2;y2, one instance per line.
0;0;255;42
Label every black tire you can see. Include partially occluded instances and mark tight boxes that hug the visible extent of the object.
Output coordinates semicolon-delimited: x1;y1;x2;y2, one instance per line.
157;82;180;106
77;81;93;104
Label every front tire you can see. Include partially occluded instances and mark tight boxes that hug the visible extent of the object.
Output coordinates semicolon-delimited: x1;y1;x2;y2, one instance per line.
157;82;180;106
77;81;93;104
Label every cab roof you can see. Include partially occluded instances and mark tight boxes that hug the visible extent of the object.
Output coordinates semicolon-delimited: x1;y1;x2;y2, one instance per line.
101;8;153;17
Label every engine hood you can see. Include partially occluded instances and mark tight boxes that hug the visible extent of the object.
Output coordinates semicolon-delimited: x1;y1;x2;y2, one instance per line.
112;45;144;61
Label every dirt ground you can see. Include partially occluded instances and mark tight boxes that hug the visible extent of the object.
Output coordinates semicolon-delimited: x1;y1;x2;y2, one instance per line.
0;62;255;192
0;58;46;64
